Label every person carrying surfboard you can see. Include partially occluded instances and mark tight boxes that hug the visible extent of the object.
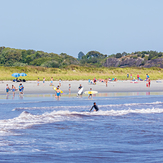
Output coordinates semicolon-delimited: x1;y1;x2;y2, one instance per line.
77;84;83;97
90;102;99;112
88;88;93;99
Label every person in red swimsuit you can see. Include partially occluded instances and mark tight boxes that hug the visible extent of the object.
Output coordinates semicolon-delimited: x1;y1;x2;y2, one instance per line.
148;79;151;87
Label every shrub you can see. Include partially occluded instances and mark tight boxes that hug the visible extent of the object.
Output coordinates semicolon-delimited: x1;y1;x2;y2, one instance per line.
133;56;138;59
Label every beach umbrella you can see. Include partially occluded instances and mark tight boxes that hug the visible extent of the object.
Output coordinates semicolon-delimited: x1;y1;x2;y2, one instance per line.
20;73;27;77
11;73;20;78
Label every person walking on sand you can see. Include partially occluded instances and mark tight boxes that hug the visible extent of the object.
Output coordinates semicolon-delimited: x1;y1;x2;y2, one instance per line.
90;102;99;112
148;78;151;87
69;84;71;94
105;78;108;87
59;79;62;87
93;77;96;85
43;77;45;86
50;77;53;86
37;78;39;86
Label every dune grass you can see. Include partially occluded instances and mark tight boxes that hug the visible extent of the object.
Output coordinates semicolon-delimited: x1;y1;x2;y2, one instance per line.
0;66;163;81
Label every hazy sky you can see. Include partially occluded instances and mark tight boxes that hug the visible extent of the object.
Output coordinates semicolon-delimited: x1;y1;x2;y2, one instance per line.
0;0;163;57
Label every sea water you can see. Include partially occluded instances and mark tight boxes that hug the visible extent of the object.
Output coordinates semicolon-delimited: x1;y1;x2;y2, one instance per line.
0;92;163;163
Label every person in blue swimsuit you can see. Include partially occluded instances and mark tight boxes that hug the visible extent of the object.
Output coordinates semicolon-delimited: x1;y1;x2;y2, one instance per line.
50;77;53;86
19;83;24;95
12;85;17;96
6;84;10;95
55;87;61;100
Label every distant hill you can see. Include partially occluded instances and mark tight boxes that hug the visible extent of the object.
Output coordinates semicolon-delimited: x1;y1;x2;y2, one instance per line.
104;51;163;68
0;47;163;68
0;47;79;68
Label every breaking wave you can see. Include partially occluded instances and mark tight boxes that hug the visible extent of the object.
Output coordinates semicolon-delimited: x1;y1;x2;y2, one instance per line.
1;106;163;136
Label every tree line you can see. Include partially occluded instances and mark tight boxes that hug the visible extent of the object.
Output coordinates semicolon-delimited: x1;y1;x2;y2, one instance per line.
0;46;163;68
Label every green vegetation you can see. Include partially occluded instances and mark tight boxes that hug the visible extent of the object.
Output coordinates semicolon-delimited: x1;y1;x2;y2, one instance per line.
0;47;79;68
1;66;163;81
1;47;163;68
1;47;163;80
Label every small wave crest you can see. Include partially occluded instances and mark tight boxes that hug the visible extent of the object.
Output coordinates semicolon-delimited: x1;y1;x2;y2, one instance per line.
12;101;163;111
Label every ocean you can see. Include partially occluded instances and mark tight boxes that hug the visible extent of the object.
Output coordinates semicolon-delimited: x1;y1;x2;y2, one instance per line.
1;92;163;163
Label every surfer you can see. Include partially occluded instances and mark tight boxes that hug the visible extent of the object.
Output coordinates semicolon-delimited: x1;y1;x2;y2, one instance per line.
90;102;99;112
78;84;83;97
88;88;92;99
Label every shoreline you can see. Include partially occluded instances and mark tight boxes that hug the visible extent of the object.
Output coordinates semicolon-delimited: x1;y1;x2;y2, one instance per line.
0;80;163;95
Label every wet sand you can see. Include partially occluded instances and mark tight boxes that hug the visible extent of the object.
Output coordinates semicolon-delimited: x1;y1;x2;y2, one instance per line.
0;80;163;95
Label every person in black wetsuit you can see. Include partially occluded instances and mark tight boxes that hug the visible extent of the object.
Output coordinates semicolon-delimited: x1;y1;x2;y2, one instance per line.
90;102;99;112
77;84;83;97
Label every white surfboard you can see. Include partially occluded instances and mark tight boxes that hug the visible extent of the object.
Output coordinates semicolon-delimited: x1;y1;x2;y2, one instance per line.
78;87;84;95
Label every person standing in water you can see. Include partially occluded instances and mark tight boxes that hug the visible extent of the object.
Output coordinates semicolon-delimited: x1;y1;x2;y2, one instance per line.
19;83;24;95
12;85;17;96
55;87;61;100
90;102;99;112
6;84;10;95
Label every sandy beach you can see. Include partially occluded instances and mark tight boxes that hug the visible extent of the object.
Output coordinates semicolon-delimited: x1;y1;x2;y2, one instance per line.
0;80;163;95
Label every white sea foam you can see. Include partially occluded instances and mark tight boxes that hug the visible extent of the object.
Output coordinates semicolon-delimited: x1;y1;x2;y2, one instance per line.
12;101;163;111
2;107;163;136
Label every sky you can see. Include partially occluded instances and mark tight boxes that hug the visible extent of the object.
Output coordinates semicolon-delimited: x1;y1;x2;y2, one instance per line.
0;0;163;57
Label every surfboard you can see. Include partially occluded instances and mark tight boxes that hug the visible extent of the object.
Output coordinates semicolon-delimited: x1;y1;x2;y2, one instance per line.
78;87;83;95
84;91;98;94
53;87;63;93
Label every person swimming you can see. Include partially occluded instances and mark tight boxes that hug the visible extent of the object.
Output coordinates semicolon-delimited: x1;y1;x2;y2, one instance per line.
90;102;99;112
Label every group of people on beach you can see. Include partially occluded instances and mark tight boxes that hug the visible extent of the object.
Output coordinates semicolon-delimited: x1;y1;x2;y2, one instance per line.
6;83;24;97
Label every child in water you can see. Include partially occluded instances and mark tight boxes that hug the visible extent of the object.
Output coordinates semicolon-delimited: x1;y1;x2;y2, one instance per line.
55;87;61;100
6;84;10;95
